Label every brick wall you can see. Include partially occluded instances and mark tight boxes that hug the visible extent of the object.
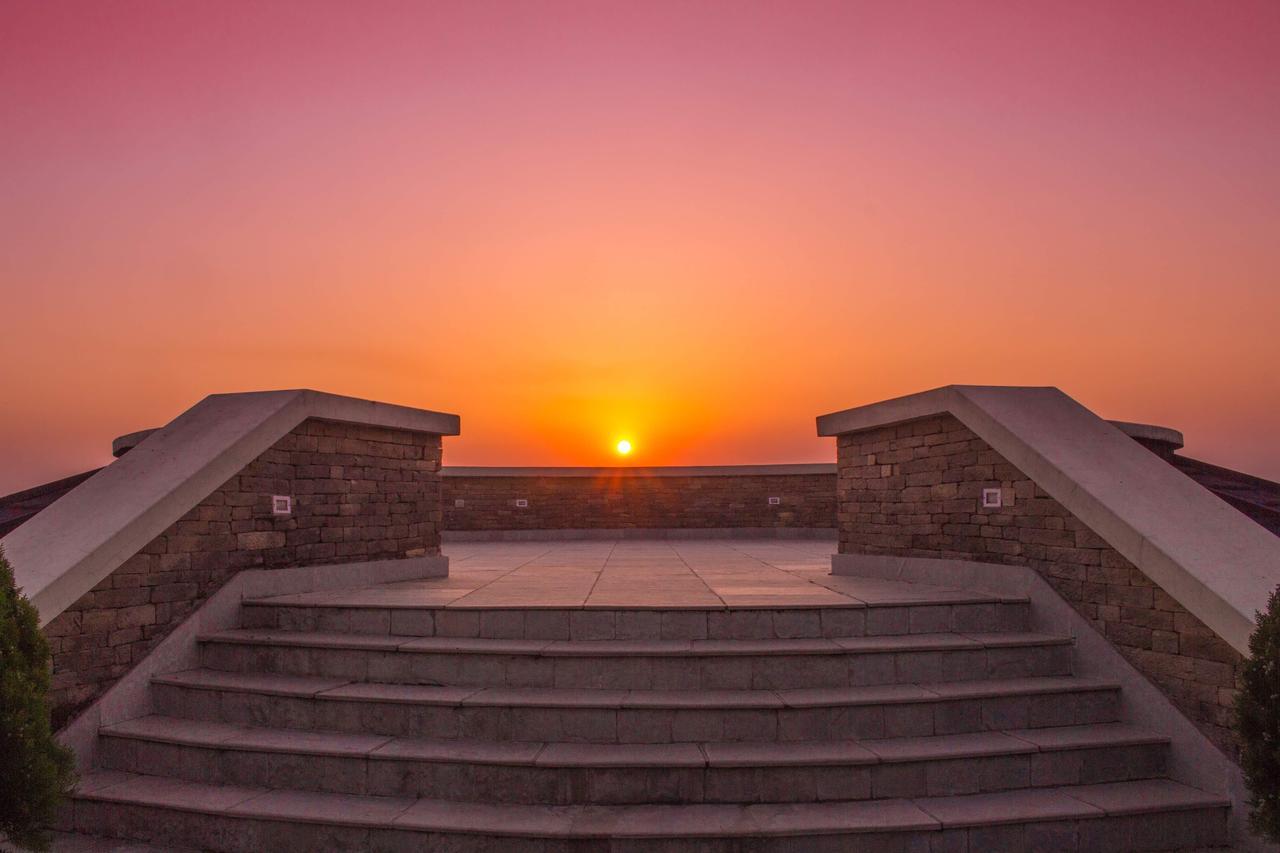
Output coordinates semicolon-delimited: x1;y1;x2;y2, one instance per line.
42;418;443;728
442;469;836;532
836;414;1244;758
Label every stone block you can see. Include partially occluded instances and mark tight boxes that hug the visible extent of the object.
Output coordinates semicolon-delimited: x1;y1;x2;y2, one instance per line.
237;531;287;550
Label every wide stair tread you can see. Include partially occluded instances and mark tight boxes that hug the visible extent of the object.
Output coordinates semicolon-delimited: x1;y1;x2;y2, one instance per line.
198;628;1072;655
71;770;1228;838
237;589;1034;640
76;573;1233;847
243;583;1019;609
101;714;1167;766
152;668;1118;708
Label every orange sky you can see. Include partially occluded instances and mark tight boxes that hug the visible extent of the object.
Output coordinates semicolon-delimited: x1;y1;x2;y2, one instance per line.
2;1;1279;494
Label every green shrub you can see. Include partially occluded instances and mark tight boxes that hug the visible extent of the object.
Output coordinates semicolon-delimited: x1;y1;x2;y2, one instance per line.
0;548;77;851
1238;585;1280;842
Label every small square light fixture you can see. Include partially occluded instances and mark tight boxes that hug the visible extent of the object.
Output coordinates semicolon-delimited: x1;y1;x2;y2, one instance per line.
454;499;466;508
271;495;293;515
515;499;529;508
981;488;1002;509
768;496;781;506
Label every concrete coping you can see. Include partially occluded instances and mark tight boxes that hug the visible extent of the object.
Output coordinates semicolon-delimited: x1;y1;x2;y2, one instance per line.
112;428;158;457
441;463;835;478
1108;420;1185;451
1;389;460;627
816;385;1280;655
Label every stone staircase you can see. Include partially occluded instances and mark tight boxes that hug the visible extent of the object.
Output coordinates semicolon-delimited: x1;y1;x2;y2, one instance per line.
65;582;1230;851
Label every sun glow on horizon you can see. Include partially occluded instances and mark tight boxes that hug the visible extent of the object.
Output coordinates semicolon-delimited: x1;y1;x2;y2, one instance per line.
1;2;1279;493
615;439;633;456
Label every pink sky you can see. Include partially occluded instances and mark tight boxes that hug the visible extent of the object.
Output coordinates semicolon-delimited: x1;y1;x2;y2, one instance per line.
2;1;1278;494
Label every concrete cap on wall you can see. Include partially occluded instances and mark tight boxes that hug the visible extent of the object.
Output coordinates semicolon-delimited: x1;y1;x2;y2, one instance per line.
816;385;1280;655
111;428;158;458
1;389;459;626
1108;420;1185;451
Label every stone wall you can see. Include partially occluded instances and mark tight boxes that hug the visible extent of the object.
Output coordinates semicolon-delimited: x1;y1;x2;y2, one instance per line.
835;414;1244;758
441;468;836;533
42;418;443;728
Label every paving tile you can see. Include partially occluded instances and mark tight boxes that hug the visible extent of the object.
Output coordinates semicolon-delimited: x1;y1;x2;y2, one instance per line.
776;684;934;708
223;727;392;756
370;736;544;764
320;682;482;705
689;639;840;655
916;787;1103;828
543;639;693;656
833;634;979;652
620;689;783;709
961;632;1073;648
229;788;414;825
1062;779;1230;815
102;715;247;746
202;629;404;650
1007;723;1166;751
536;742;706;768
745;799;939;833
85;775;264;812
570;803;756;837
397;636;553;654
154;669;351;697
702;740;877;767
72;770;138;795
924;677;1110;699
393;798;577;835
861;731;1033;763
463;687;630;708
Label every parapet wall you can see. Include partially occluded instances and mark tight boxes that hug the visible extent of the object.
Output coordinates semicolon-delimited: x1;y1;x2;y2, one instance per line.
440;464;836;536
1;389;459;731
42;418;445;727
817;385;1280;762
833;412;1243;755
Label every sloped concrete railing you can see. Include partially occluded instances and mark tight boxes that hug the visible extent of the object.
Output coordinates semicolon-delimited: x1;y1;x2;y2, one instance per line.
817;385;1280;655
0;389;459;627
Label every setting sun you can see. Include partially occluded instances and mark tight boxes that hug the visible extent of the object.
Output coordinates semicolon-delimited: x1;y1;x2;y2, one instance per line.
615;439;633;456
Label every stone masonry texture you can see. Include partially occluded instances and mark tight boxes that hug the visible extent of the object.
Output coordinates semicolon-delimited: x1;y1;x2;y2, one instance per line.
42;418;444;729
836;414;1244;759
442;473;837;532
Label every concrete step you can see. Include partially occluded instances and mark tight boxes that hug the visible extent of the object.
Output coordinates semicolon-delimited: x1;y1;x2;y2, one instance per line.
239;598;1031;640
197;628;1075;689
68;771;1230;851
150;669;1122;743
97;715;1170;805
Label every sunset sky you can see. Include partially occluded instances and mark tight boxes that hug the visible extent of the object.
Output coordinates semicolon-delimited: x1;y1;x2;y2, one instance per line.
2;1;1278;494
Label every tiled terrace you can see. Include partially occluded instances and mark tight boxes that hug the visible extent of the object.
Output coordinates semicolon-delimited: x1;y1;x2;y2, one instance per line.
257;538;991;610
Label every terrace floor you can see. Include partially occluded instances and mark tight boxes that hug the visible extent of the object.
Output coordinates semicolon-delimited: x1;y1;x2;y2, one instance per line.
253;538;996;610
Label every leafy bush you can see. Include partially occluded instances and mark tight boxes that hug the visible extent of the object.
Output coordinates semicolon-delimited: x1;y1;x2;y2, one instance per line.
1238;585;1280;842
0;548;77;851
